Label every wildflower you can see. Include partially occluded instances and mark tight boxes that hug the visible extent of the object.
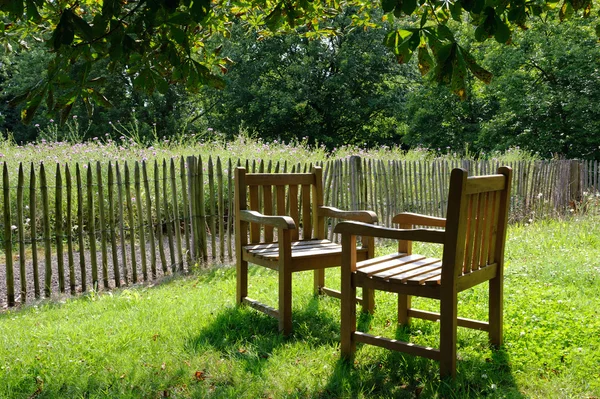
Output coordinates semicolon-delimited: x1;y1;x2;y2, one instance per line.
73;115;77;119
11;225;17;231
207;127;214;131
491;384;497;390
49;119;54;123
481;374;488;379
35;124;40;127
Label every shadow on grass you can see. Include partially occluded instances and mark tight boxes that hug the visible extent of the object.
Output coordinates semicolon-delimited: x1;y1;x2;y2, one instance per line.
316;321;526;399
184;295;341;375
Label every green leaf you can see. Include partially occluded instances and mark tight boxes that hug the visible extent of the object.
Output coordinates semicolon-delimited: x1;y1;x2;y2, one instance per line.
437;25;454;41
89;89;112;108
71;13;94;42
25;0;41;22
417;45;433;75
474;24;487;41
494;17;510;43
382;0;396;13
171;27;187;45
21;87;46;125
461;46;492;84
450;1;462;21
596;24;600;38
401;0;417;15
451;50;468;100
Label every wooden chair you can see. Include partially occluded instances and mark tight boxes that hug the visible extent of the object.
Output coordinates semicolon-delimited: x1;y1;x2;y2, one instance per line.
335;167;512;378
235;166;377;335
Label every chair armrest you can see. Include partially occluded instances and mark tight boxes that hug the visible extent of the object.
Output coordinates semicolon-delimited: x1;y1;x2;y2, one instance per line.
239;210;296;230
334;221;445;244
392;212;446;228
318;206;378;223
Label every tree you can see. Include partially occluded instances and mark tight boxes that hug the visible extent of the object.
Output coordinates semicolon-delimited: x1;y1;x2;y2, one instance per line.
199;13;415;148
1;0;596;124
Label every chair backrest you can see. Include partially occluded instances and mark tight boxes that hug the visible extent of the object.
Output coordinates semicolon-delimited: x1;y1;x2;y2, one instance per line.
442;167;512;279
235;166;326;244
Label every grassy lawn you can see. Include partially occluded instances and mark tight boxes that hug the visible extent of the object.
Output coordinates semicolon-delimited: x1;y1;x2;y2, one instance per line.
1;215;599;398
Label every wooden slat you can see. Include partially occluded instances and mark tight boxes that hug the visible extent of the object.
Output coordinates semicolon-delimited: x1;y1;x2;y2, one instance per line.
180;157;191;267
65;165;76;294
289;184;299;241
41;163;52;297
356;254;426;275
301;184;312;240
187;157;198;262
3;163;14;306
354;332;441;360
197;157;207;261
170;159;183;272
116;162;128;284
242;297;279;319
154;161;168;274
142;161;157;279
249;185;260;243
463;194;477;274
408;309;490;331
208;156;217;259
263;184;274;242
244;239;333;250
55;163;65;293
16;163;26;302
471;192;487;272
134;162;147;281
30;163;40;298
163;160;176;270
76;164;86;292
227;158;233;260
124;162;138;282
96;162;109;289
245;173;315;186
217;157;225;261
107;163;121;287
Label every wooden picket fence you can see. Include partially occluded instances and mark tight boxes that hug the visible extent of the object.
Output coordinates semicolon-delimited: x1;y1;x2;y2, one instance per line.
1;156;598;308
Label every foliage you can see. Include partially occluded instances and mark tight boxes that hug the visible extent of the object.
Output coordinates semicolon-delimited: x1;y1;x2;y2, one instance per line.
0;0;596;123
199;13;415;148
0;216;599;397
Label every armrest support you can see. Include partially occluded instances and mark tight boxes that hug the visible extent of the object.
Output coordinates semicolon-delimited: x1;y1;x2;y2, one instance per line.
318;206;378;223
334;221;446;244
392;212;446;228
239;210;296;230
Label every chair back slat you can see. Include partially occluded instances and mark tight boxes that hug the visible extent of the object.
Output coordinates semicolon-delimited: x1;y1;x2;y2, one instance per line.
444;168;512;279
263;185;274;242
487;191;501;264
302;184;312;240
289;184;299;241
249;185;260;243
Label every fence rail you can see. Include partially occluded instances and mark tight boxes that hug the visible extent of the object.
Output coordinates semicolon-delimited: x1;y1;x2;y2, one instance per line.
1;156;598;308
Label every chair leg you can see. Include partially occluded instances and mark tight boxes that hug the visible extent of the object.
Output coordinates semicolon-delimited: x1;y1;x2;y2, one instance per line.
236;258;248;305
397;294;411;325
279;267;293;336
361;287;375;314
340;277;357;358
489;276;504;347
314;269;325;296
439;289;458;378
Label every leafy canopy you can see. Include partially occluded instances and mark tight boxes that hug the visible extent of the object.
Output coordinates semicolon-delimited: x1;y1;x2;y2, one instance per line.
0;0;597;124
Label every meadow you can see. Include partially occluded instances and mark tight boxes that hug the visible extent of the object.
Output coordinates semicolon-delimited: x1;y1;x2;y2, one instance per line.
0;214;599;398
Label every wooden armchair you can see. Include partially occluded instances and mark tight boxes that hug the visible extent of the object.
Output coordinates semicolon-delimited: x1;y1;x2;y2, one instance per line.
335;167;512;378
235;166;377;335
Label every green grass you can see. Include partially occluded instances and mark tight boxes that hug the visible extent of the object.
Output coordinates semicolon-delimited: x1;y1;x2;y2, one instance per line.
1;216;599;398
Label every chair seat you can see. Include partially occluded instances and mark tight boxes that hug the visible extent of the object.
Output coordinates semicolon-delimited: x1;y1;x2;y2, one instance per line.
356;252;442;286
244;239;343;260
